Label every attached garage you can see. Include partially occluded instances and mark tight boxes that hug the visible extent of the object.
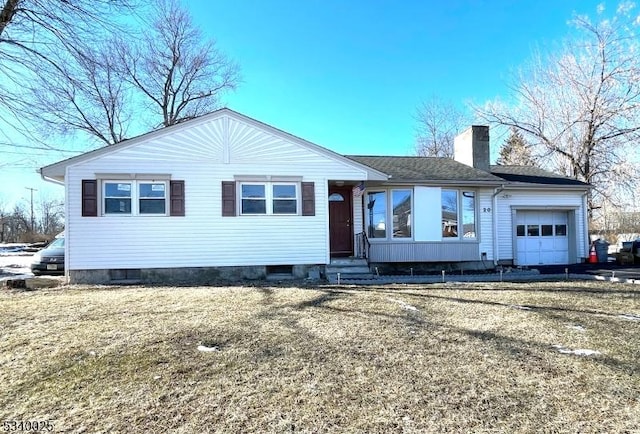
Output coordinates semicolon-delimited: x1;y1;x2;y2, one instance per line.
515;210;573;265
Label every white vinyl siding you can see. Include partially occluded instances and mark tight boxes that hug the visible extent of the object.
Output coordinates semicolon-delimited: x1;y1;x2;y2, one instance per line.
65;115;369;270
477;189;494;260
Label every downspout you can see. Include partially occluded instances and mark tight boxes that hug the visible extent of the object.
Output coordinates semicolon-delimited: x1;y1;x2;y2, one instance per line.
582;190;590;262
491;185;505;266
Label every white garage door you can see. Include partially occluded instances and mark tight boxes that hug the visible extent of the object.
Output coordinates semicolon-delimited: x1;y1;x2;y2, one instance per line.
515;211;568;265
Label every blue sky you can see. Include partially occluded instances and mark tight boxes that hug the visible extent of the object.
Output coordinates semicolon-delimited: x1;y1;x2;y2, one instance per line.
1;0;604;207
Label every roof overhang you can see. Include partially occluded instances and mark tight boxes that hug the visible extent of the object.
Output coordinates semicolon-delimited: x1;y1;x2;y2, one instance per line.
500;182;592;190
370;179;505;187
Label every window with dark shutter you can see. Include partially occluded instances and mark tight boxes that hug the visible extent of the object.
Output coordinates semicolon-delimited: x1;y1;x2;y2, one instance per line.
301;182;315;216
222;181;236;216
170;180;185;216
82;180;98;217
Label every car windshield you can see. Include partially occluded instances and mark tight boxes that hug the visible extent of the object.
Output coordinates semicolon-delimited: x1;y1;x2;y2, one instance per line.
48;238;65;248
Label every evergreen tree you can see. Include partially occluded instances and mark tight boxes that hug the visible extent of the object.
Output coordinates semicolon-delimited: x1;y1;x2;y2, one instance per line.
496;127;536;166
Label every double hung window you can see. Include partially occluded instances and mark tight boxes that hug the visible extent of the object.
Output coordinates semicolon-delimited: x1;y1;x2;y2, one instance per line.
240;183;298;215
103;181;167;215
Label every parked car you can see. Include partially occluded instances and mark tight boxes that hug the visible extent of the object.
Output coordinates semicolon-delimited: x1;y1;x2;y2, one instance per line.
31;237;65;275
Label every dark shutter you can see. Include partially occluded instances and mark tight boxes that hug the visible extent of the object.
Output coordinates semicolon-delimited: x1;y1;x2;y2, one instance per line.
301;182;315;216
222;181;236;216
170;180;185;216
82;180;98;217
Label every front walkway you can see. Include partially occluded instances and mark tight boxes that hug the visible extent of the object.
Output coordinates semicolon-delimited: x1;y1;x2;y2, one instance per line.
330;262;640;285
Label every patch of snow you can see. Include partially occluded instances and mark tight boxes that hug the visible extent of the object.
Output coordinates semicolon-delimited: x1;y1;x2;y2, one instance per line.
618;314;640;322
197;344;219;352
552;344;600;356
0;253;34;277
566;324;586;332
509;305;532;311
388;298;418;311
0;243;29;251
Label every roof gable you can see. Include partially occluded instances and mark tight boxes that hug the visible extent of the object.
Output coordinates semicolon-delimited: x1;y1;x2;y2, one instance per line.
40;109;388;181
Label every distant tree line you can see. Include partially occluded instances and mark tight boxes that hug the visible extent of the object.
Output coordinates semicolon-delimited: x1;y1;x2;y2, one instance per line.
0;197;64;243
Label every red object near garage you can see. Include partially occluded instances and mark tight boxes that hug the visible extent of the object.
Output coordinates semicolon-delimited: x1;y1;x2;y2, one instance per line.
588;244;598;264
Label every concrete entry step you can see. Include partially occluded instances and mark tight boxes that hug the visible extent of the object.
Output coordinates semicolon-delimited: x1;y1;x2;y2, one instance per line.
326;257;374;283
327;273;376;283
329;257;368;267
325;265;372;274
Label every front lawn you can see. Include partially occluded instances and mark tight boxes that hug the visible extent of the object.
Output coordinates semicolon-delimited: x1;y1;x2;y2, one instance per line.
1;281;638;433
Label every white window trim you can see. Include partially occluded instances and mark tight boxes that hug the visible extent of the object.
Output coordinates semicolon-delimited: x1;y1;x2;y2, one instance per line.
461;190;478;240
391;188;413;240
441;189;459;240
239;182;299;216
366;190;388;241
366;189;414;242
442;189;478;241
101;180;168;217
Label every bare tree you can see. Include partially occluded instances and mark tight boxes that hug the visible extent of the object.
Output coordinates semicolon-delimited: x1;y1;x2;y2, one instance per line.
5;203;29;242
37;195;64;237
496;127;537;166
117;0;240;128
24;41;132;146
0;0;137;162
414;97;470;158
0;0;134;110
2;0;239;151
476;3;640;219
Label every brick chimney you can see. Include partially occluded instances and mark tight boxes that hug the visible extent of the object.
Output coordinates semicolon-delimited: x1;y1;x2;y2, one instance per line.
453;125;490;172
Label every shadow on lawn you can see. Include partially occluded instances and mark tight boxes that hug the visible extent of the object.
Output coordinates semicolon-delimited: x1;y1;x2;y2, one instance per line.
252;288;640;376
367;287;634;320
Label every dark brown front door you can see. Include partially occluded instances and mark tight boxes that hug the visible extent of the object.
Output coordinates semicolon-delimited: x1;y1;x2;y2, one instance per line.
329;186;353;257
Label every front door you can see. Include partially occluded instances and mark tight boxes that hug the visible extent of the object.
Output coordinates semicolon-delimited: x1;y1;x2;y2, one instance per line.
329;186;353;257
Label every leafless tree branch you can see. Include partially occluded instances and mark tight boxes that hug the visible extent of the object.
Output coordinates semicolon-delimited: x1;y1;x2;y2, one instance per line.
475;4;640;221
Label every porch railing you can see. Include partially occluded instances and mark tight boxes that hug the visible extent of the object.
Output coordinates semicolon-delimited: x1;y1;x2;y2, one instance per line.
355;231;370;260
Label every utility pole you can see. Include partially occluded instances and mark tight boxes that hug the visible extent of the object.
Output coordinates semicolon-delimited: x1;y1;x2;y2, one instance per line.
25;187;37;232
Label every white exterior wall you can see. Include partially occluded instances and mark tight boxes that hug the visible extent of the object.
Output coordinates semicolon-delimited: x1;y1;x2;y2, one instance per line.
477;188;494;260
495;189;588;263
352;191;364;237
65;115;368;270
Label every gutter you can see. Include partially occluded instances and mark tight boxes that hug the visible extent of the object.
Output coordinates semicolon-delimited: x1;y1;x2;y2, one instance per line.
491;184;505;266
41;175;65;185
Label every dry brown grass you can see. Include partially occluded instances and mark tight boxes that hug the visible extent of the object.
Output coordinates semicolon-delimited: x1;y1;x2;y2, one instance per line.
1;281;639;433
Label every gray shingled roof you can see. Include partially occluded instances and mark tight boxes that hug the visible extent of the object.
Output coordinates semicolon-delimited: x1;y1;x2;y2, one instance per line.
490;165;590;186
345;156;504;184
345;156;590;187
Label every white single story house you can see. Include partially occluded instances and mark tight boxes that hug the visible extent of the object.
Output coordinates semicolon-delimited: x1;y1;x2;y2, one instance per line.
40;109;591;283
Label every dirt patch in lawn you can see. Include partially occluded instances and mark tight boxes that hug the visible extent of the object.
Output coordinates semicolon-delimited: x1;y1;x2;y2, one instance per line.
1;281;638;433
